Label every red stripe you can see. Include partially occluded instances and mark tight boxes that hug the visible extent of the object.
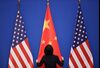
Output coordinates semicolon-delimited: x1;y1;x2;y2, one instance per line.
74;48;86;67
68;64;71;68
19;43;34;68
13;46;26;68
10;54;18;68
8;64;10;68
69;54;78;68
85;40;91;50
68;65;70;68
80;44;94;68
24;39;34;68
25;38;30;49
84;41;94;68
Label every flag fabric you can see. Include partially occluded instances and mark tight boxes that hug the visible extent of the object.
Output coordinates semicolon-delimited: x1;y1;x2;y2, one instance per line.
37;5;62;68
68;4;94;68
8;10;34;68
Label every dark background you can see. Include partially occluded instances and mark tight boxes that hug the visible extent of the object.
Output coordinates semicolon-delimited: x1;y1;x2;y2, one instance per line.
0;0;99;68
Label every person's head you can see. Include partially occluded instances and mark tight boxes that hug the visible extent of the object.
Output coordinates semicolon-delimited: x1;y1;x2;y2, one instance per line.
44;44;53;56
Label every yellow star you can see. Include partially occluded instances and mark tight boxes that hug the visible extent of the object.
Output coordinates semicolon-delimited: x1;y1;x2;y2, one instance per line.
54;36;57;40
41;40;45;44
43;19;50;31
48;41;52;45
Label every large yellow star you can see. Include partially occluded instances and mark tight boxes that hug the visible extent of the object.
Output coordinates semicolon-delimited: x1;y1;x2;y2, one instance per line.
43;19;50;31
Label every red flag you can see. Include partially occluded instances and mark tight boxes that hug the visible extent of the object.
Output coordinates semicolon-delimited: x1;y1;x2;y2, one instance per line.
37;5;62;68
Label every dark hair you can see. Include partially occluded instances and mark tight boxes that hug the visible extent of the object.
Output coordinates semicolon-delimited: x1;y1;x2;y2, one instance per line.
44;44;53;56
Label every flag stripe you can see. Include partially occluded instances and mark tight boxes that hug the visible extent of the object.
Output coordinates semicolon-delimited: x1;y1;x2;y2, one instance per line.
11;48;23;68
8;63;12;68
85;40;91;49
77;45;90;67
24;38;30;49
86;40;94;65
13;46;26;67
19;42;33;68
9;57;15;68
69;54;78;68
69;58;74;68
71;48;82;68
81;43;94;67
8;64;11;68
83;41;93;64
74;48;86;67
80;44;92;68
22;39;33;63
21;41;34;67
16;45;31;68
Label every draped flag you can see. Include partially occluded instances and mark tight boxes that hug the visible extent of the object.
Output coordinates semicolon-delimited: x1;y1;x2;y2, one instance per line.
8;10;34;68
37;5;62;68
68;3;94;68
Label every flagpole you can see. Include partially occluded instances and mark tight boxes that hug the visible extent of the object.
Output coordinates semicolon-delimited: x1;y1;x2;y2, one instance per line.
78;0;81;4
18;0;20;10
47;0;49;6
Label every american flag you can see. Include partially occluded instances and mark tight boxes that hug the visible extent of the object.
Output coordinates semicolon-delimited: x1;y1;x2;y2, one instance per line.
8;10;34;68
68;4;94;68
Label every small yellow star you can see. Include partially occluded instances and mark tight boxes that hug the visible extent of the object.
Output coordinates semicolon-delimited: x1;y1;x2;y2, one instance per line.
43;19;50;31
54;36;57;40
41;40;45;44
48;41;52;45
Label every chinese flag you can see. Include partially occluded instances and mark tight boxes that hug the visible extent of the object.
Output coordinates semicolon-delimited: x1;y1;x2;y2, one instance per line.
37;5;62;68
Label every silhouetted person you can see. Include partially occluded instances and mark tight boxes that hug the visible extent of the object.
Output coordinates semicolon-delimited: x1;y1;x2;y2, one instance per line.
36;44;64;68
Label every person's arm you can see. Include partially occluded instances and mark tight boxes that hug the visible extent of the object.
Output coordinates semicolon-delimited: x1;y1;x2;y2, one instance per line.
36;56;45;67
56;56;64;66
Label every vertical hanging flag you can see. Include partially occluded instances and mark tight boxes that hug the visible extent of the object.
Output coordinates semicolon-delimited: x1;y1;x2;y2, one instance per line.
68;2;94;68
8;10;34;68
37;4;62;68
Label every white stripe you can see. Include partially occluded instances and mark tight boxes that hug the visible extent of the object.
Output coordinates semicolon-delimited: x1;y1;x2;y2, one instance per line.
82;42;94;64
16;45;31;68
9;58;15;68
69;58;74;68
22;40;33;63
77;46;90;68
71;48;82;68
11;48;23;68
